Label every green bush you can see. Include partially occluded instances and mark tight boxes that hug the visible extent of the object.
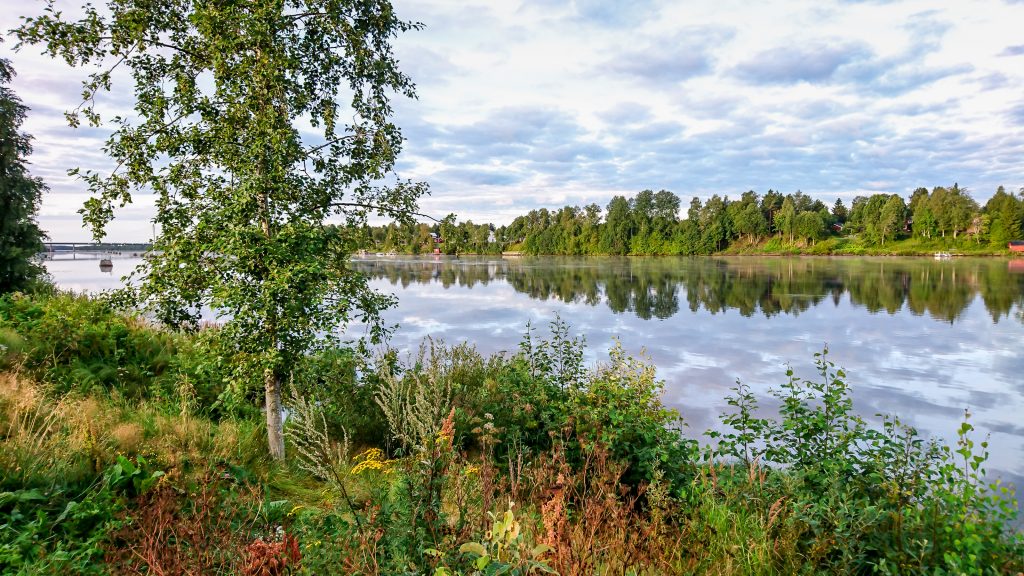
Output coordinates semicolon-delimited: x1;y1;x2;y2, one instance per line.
379;319;697;490
0;455;166;575
571;341;696;487
0;327;24;369
294;346;390;448
0;292;177;398
710;349;1024;574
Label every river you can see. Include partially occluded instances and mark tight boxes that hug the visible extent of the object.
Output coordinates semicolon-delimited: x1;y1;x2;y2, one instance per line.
43;253;1024;488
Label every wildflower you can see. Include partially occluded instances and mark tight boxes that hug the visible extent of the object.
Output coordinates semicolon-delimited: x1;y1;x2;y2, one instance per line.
351;447;394;475
436;407;456;447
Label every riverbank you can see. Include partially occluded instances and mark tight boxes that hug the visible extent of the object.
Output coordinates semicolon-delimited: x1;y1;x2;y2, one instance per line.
718;235;1016;257
1;290;1021;574
401;236;1017;258
498;236;1015;257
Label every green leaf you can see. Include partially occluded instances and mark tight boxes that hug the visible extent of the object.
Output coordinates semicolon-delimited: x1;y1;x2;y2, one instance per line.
459;542;487;557
530;543;552;558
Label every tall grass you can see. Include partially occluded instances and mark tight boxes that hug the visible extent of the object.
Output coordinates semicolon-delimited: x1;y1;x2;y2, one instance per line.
0;292;1021;574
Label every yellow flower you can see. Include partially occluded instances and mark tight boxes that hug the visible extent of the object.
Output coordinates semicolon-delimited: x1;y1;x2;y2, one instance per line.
351;447;395;475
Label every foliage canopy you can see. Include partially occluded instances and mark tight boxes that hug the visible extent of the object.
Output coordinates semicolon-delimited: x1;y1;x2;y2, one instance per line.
16;0;427;458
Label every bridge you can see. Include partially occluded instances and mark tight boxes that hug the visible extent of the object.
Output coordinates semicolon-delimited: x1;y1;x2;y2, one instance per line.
41;242;153;257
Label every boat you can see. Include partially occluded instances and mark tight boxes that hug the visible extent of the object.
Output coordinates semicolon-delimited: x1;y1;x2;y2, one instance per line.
933;252;952;260
1009;241;1024;253
99;258;113;271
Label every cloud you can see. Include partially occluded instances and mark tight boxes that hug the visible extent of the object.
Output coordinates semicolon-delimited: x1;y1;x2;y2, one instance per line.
733;41;872;84
395;105;626;201
603;28;731;84
598;102;652;125
521;0;660;27
432;167;523;187
397;46;463;87
1007;101;1024;124
860;63;975;95
4;0;1024;239
448;107;585;148
829;12;974;95
973;72;1011;90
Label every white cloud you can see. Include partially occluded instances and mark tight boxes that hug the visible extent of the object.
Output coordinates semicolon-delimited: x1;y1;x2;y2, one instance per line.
2;0;1023;240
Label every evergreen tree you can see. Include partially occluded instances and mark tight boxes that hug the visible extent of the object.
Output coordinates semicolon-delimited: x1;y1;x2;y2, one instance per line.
831;198;848;224
760;189;784;233
984;186;1023;247
0;54;47;293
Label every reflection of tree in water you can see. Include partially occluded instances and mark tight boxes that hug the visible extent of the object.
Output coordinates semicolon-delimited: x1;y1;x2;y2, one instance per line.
977;262;1024;323
350;257;1024;324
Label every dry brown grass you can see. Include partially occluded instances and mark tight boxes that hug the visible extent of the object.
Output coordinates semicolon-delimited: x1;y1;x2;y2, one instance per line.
105;475;267;575
0;370;74;484
110;421;144;454
0;370;264;486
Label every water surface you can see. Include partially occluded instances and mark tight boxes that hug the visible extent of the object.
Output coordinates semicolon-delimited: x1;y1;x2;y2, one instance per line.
44;253;1024;486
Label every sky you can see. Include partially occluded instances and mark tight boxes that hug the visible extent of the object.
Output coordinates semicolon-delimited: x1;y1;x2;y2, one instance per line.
2;0;1024;241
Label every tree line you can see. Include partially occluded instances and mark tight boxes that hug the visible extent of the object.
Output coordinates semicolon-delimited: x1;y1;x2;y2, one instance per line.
361;186;1024;255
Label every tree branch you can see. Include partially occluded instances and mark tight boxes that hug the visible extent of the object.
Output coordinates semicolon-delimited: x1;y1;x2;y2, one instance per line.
304;134;358;156
330;201;440;223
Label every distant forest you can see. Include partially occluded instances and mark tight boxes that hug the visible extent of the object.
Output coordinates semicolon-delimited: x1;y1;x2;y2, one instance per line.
357;185;1024;255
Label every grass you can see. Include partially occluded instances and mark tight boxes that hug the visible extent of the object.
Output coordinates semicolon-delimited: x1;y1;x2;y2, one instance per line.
0;292;1022;574
720;233;1014;256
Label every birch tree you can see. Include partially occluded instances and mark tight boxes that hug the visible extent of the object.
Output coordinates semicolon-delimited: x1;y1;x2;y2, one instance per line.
17;0;427;459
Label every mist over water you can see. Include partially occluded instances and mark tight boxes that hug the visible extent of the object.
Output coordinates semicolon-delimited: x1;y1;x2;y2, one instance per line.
44;253;1024;489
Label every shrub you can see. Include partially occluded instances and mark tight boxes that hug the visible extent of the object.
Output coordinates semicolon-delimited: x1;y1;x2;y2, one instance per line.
0;292;177;398
710;349;1024;574
292;346;387;447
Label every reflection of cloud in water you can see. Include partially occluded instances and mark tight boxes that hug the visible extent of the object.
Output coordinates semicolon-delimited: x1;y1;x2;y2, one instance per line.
351;256;1024;482
396;316;455;340
46;255;1024;485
